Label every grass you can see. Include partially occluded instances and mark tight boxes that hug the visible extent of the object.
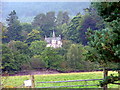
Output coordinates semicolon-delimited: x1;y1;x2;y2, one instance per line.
2;71;119;88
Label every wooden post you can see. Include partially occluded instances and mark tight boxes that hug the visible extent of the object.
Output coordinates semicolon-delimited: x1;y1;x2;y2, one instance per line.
117;63;120;89
30;75;35;88
103;68;108;90
118;70;120;89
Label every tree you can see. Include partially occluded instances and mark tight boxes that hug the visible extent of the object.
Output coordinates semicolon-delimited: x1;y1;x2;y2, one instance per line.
86;2;120;87
62;11;70;24
32;13;46;27
25;29;41;45
21;23;34;41
1;22;8;43
87;28;119;63
6;10;23;42
41;47;63;70
66;44;88;70
56;23;68;37
56;11;70;26
32;11;56;37
65;8;105;45
92;2;120;22
30;55;47;69
29;40;47;55
90;2;120;63
8;40;31;55
80;7;105;45
3;41;31;72
2;44;16;72
66;14;82;43
21;23;33;33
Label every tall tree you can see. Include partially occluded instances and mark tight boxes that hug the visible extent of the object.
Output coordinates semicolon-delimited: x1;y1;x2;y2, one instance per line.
6;10;23;42
32;13;46;28
89;2;120;63
66;8;105;45
56;11;70;26
86;2;120;87
66;44;87;70
66;14;82;43
32;11;56;37
62;11;70;24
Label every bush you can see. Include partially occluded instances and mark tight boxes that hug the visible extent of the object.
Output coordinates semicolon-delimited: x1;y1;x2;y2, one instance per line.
30;55;47;69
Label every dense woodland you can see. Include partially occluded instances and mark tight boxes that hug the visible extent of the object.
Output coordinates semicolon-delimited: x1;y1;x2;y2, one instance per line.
1;1;120;79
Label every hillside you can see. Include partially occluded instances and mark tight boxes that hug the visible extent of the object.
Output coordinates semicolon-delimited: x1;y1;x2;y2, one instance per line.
2;2;90;23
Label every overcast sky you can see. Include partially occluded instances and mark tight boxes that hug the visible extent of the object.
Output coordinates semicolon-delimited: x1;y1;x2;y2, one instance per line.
2;0;119;2
1;0;91;2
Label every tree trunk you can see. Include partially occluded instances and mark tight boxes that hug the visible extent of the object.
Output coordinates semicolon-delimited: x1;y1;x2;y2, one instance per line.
103;68;108;90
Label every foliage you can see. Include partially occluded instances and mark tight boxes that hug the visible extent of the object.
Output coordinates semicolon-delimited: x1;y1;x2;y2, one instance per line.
86;28;119;64
3;6;119;74
66;14;82;43
1;23;8;42
91;3;120;62
87;2;120;63
21;23;33;33
25;29;41;45
32;11;56;37
2;41;31;72
30;55;47;69
21;23;34;41
56;23;68;37
92;2;120;22
2;44;16;72
80;8;105;45
66;44;97;71
56;11;70;26
87;2;120;87
100;74;120;87
66;44;85;70
41;47;64;70
5;10;23;42
66;9;105;44
29;40;47;55
8;40;31;55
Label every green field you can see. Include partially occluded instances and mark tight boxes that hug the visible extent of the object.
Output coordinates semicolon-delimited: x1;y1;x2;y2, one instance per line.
2;71;119;88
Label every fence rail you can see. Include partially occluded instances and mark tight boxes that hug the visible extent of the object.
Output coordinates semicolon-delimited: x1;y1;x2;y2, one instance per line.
38;84;99;88
36;78;103;88
37;79;103;83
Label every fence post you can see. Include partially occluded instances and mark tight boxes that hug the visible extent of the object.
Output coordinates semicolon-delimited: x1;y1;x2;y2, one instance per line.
30;75;35;88
118;70;120;89
103;68;108;90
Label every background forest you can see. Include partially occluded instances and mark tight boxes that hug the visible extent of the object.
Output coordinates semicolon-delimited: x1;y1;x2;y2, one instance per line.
1;2;120;75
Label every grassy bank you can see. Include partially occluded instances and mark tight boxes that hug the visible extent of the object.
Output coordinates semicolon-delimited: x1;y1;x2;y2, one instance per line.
2;71;119;88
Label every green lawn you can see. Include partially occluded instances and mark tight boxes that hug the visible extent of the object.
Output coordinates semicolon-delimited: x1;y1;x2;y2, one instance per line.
2;71;119;88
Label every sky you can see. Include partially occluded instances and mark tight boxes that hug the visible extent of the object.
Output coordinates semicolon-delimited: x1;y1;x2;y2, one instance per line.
1;0;92;2
1;0;119;14
2;0;119;2
0;0;120;2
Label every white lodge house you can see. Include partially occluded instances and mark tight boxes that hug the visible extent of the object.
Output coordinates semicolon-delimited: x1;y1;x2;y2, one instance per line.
45;31;62;48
